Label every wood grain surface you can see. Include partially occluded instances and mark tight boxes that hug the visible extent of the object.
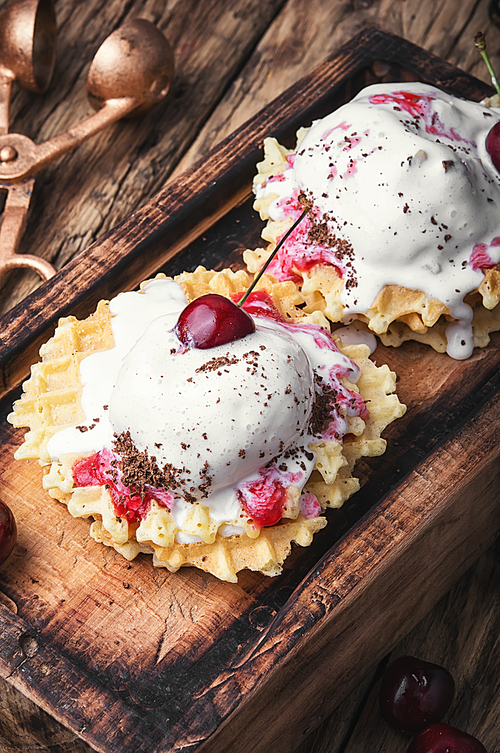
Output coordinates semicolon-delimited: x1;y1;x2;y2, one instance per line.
0;0;499;752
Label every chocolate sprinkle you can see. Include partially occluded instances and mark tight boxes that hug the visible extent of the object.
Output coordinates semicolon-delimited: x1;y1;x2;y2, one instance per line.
196;355;238;374
113;430;214;503
308;375;340;436
113;431;171;498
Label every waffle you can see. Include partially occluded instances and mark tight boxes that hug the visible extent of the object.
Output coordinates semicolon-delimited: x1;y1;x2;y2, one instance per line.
8;269;406;581
9;301;114;464
244;135;500;352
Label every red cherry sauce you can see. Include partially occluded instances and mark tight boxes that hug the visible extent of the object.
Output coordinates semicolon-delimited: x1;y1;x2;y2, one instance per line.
235;288;285;322
300;491;322;518
369;90;430;119
233;290;368;528
321;120;351;140
368;91;474;146
469;239;500;271
259;192;345;284
320;122;361;179
263;123;364;283
239;289;368;428
237;466;303;528
73;448;173;523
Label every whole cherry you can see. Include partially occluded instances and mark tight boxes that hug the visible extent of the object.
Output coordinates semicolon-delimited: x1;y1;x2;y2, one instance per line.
0;499;17;566
486;120;500;171
379;656;455;734
175;293;255;349
174;207;310;350
407;723;487;753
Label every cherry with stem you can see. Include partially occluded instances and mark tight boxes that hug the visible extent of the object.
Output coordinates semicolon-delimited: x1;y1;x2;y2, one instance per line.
475;32;500;172
176;205;309;349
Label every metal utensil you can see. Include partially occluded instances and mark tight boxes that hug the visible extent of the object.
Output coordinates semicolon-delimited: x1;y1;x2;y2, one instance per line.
0;0;174;286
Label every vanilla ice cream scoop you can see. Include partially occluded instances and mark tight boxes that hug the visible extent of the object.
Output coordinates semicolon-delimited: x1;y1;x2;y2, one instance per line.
294;83;500;313
109;317;314;500
45;278;365;538
257;82;500;358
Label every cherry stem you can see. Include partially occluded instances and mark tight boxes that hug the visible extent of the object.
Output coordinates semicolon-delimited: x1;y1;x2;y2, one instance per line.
238;207;309;307
474;31;500;98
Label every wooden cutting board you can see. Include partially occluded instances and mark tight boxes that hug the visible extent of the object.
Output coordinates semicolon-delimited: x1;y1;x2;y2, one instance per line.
0;29;499;753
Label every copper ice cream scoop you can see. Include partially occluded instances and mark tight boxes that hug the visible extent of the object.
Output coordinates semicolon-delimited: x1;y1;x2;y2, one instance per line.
0;0;174;286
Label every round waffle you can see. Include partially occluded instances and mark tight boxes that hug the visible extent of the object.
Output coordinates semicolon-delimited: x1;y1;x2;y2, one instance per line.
8;269;406;581
245;130;500;356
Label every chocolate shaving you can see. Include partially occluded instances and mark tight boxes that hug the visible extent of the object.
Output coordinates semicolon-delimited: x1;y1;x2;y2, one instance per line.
196;355;238;373
308;375;340;436
113;431;172;498
113;430;214;503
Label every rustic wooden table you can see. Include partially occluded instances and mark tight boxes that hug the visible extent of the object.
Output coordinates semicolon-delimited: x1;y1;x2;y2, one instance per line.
0;0;499;751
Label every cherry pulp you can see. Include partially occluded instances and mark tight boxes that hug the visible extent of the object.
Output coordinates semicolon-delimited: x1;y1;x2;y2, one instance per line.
406;723;487;753
486;120;500;171
175;294;255;349
0;500;17;566
379;656;455;734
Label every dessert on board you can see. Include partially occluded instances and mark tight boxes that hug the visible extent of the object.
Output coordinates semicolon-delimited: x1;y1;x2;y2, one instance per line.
7;268;405;582
10;79;500;582
246;83;500;360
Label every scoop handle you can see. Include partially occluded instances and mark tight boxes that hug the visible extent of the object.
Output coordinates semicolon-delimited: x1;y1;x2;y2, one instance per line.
0;96;136;182
0;177;56;283
31;96;136;174
0;72;13;136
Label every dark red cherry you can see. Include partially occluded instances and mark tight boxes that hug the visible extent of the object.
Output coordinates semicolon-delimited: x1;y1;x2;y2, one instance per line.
0;500;17;565
379;656;454;734
175;293;255;349
407;723;487;753
486;120;500;171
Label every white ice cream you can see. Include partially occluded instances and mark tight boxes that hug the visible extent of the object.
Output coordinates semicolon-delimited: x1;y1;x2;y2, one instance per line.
47;278;362;539
109;319;314;498
255;83;500;358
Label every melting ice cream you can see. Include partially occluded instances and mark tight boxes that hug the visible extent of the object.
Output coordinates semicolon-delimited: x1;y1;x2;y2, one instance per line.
47;278;365;537
255;82;500;358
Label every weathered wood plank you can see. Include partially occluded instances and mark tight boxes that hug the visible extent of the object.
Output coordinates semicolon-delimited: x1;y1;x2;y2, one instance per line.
0;678;94;753
3;537;499;753
190;387;500;753
1;0;500;751
172;0;500;176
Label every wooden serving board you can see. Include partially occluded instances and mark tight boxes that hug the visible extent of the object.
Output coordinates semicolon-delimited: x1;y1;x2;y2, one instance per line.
0;29;499;753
